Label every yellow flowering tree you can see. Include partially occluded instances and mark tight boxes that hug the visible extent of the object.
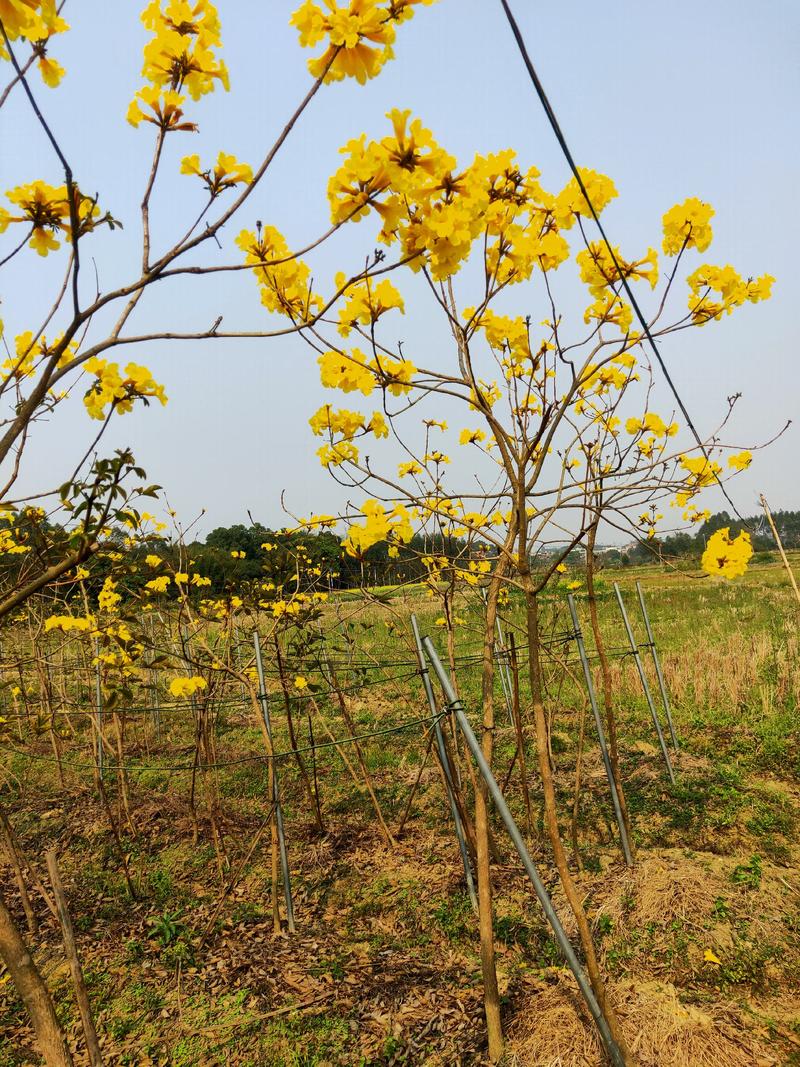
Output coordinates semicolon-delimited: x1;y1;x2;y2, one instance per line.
0;2;779;1063
0;2;438;1062
0;1;434;627
228;97;776;1058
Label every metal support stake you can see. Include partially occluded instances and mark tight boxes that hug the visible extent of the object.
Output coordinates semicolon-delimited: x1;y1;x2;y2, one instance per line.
411;615;478;914
567;595;633;866
421;635;627;1067
94;645;104;782
146;616;160;742
613;584;675;784
253;631;295;933
495;617;515;725
635;582;678;752
480;588;514;724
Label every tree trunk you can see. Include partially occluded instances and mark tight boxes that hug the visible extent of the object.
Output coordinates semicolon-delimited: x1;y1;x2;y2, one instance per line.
586;521;635;861
0;887;74;1067
475;572;505;1061
522;583;632;1065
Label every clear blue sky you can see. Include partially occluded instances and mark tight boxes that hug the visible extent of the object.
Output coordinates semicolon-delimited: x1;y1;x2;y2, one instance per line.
2;0;798;537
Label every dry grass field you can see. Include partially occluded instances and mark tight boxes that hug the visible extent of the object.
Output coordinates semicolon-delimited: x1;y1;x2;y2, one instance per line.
1;555;798;1065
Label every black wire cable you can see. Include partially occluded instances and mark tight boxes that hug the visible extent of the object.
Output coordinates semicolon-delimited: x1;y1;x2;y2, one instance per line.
497;0;747;525
0;708;446;774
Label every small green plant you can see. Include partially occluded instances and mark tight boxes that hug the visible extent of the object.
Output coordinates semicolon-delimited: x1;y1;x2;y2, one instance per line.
432;893;474;942
309;955;347;981
147;910;187;947
146;867;175;903
595;913;614;938
231;900;266;925
712;897;731;920
494;913;532;948
730;854;763;890
161;939;196;968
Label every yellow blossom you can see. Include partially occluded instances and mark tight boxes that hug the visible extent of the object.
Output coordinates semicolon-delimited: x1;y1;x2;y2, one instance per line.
44;614;95;633
83;359;167;420
180;151;252;194
727;450;752;471
291;0;433;84
459;428;486;446
701;528;752;580
169;676;207;698
662;198;714;256
98;577;121;613
0;180;100;256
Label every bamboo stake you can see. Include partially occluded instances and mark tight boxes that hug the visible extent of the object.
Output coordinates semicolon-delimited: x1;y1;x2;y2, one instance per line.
93;650;103;785
760;494;800;606
411;615;477;912
273;636;324;831
508;633;534;838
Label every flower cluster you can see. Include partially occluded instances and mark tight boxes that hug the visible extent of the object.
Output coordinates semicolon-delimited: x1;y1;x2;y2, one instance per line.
0;0;68;87
342;498;413;556
317;346;415;399
335;273;404;336
44;614;96;633
468;309;534;380
128;0;227;127
180;152;252;195
687;264;774;325
576;242;658;299
291;0;434;84
0;527;30;554
309;404;388;466
0;181;101;256
1;330;76;381
169;675;207;698
236;226;322;323
328;116;606;285
625;412;679;456
727;450;752;471
701;527;752;580
83;359;168;420
674;454;723;509
662;198;714;256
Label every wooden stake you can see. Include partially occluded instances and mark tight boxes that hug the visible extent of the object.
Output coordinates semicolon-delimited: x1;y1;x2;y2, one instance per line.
0;807;38;935
45;851;103;1067
0;805;57;921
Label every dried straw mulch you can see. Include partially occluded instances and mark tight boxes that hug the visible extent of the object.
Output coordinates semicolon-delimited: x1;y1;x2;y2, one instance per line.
505;974;777;1067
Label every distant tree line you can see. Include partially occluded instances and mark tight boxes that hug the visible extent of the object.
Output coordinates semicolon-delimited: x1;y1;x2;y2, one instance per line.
8;509;798;610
